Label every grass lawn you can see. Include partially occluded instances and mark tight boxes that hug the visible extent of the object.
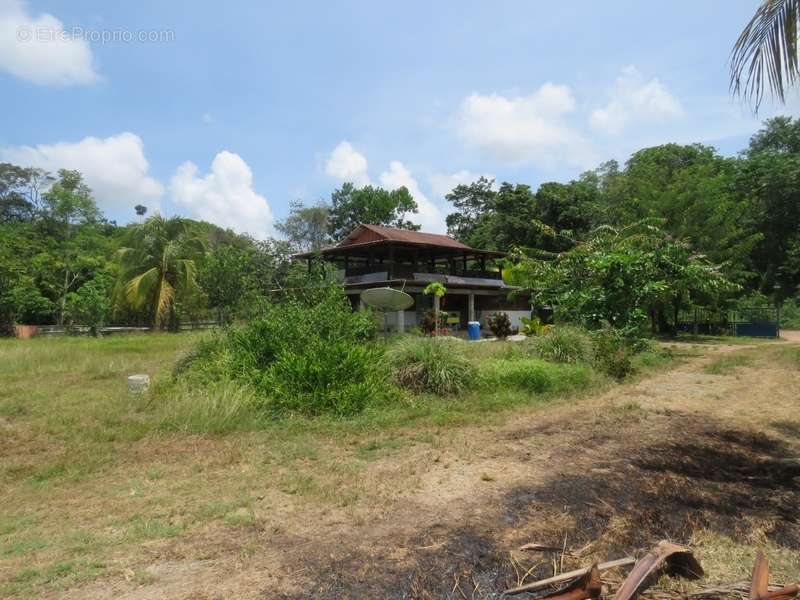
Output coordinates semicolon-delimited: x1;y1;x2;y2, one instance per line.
1;333;797;598
0;332;614;597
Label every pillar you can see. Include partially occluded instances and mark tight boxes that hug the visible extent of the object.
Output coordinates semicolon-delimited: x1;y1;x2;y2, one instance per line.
397;309;405;333
468;293;475;322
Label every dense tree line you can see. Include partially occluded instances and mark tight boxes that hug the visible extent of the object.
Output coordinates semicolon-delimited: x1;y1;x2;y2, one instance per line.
446;117;800;304
1;117;798;334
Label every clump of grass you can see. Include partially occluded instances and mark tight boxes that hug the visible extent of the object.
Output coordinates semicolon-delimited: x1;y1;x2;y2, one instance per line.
528;325;593;364
388;337;472;395
155;380;265;434
705;353;754;375
477;358;594;394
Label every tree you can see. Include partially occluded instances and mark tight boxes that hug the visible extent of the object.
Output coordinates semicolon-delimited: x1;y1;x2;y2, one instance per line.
134;204;147;221
588;144;759;285
0;163;52;222
328;183;419;241
115;215;204;328
41;170;104;324
65;275;111;336
276;199;331;252
445;177;496;243
507;221;738;334
731;0;800;111
737;117;800;298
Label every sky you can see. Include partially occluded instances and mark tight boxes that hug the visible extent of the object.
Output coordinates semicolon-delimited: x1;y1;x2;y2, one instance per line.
1;0;798;238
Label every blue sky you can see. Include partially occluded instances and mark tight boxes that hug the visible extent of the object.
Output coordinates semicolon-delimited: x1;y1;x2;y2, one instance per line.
1;0;797;237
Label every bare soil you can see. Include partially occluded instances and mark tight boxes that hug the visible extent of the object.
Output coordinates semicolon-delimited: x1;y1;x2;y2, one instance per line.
52;341;800;599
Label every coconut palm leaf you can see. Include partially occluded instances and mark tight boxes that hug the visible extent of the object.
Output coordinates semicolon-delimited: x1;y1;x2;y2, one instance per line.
731;0;800;110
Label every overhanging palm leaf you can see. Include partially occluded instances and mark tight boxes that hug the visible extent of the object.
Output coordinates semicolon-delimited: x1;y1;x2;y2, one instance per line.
731;0;800;110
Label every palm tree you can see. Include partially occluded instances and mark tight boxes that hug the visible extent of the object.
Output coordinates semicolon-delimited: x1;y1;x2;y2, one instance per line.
115;215;203;328
731;0;799;111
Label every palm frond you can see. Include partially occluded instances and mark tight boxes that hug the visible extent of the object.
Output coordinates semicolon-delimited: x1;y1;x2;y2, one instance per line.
731;0;800;111
124;267;159;309
153;278;175;326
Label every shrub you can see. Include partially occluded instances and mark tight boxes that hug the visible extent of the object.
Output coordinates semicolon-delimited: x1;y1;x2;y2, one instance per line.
178;284;390;416
420;310;446;335
260;339;389;414
487;312;513;338
531;326;592;364
388;337;472;395
590;328;633;379
520;316;552;337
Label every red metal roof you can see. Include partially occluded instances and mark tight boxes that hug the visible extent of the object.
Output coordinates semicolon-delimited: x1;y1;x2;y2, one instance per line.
340;223;472;250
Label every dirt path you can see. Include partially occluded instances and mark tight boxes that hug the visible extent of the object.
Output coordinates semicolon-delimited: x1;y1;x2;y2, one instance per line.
56;341;800;600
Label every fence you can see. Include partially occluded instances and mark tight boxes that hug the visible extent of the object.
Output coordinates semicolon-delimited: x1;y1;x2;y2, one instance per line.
676;307;780;338
23;320;222;337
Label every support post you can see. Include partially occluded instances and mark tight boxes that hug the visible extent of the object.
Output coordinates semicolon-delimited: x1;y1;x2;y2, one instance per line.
468;293;475;322
397;309;405;333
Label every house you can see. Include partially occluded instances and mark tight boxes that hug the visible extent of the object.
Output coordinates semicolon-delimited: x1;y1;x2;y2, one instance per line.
293;224;531;331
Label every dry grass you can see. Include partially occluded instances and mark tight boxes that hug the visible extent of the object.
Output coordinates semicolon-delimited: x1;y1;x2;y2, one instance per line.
0;334;797;599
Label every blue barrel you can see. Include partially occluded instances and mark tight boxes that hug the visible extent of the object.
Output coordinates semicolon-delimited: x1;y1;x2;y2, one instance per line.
467;321;481;341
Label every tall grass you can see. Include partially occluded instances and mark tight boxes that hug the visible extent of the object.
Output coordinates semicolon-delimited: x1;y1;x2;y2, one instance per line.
388;337;472;395
477;358;595;393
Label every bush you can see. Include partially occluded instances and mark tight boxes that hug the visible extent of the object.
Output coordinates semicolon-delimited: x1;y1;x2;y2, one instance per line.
487;312;513;338
388;337;472;395
478;358;592;394
179;284;390;416
530;326;592;364
520;316;552;337
420;310;445;335
590;328;633;379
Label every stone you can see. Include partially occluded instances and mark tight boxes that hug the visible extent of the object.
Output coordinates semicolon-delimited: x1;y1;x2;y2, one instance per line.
128;374;150;393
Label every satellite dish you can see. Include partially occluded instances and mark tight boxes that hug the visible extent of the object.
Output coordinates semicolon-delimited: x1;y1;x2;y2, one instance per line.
361;287;413;311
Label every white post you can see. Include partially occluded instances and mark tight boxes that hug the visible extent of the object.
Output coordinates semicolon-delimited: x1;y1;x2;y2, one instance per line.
433;295;440;335
397;310;405;333
468;293;475;322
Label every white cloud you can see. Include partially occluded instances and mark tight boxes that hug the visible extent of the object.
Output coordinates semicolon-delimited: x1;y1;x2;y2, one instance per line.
201;113;214;125
0;0;98;85
456;83;595;169
590;66;683;135
325;141;370;187
170;151;274;239
1;132;164;214
379;161;446;234
428;170;494;198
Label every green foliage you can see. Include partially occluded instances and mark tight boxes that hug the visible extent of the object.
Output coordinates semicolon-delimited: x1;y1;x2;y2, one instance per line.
328;182;419;240
423;282;446;298
388;337;472;395
508;221;738;333
487;312;513;338
275;199;330;252
520;316;551;337
65;275;111;335
115;216;203;328
590;328;633;379
1;276;54;325
477;358;593;394
180;284;388;416
780;298;800;329
530;326;593;364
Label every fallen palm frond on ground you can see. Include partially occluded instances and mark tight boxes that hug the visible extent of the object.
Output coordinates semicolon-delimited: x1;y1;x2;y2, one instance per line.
503;541;798;600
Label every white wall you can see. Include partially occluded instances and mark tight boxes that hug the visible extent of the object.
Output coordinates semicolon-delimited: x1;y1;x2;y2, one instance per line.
477;310;531;331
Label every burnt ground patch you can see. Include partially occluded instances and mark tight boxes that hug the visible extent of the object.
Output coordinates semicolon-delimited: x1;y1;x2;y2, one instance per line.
274;413;800;599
